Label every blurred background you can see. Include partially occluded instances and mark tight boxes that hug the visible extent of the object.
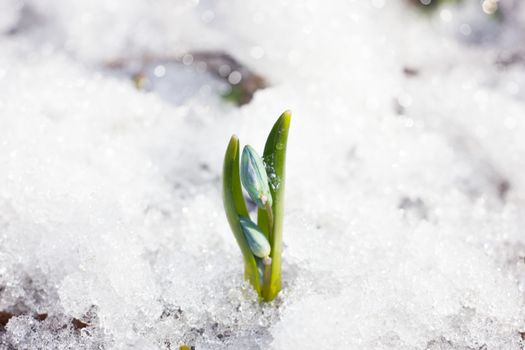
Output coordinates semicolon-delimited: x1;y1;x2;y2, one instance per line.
1;0;524;107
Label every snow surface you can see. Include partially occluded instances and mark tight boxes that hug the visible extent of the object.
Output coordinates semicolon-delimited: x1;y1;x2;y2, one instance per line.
1;0;525;349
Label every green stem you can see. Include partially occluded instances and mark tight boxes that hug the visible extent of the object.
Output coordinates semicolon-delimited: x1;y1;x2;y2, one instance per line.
261;199;274;300
222;136;260;293
261;256;272;300
264;199;274;242
262;111;291;301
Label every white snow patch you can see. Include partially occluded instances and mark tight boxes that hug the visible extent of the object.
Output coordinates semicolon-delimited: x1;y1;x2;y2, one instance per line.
1;0;525;349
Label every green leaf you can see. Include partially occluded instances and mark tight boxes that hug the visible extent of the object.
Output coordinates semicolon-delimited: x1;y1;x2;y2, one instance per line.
258;110;291;301
222;135;260;293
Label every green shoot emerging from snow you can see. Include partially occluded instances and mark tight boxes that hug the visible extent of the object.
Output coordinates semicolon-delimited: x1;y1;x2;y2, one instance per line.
222;111;291;302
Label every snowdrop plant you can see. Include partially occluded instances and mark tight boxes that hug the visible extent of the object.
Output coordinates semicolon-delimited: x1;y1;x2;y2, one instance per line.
222;111;291;302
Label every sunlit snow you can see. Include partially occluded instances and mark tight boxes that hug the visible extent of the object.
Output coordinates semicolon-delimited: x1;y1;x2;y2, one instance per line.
1;0;525;349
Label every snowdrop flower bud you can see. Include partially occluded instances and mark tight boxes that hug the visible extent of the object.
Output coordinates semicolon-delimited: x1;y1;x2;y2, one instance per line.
241;145;272;208
239;216;271;258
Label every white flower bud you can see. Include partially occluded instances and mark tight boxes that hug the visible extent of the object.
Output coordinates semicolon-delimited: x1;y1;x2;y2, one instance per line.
239;216;271;258
241;145;272;208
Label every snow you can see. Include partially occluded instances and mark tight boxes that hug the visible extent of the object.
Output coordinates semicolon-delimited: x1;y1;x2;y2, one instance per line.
1;0;525;349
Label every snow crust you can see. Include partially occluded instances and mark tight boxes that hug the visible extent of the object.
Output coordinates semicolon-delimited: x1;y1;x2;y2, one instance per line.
1;0;525;348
